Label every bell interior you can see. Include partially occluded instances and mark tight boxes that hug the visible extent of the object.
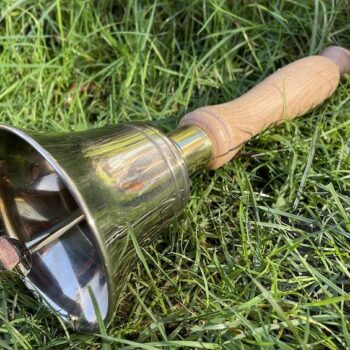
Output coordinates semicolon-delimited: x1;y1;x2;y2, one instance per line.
0;127;108;330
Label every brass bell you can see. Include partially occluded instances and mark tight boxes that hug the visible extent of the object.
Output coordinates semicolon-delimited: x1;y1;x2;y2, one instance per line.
0;46;349;331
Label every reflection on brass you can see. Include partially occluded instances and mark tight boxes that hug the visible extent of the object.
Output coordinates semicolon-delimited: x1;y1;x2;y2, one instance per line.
169;125;212;174
0;123;211;331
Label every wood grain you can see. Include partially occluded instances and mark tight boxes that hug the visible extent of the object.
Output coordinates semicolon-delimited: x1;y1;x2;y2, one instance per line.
180;46;350;169
321;46;350;77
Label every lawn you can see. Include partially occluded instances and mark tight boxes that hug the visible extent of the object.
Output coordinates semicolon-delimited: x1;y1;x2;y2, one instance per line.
1;0;350;349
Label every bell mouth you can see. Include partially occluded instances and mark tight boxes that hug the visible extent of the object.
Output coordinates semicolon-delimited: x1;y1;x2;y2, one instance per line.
0;125;111;331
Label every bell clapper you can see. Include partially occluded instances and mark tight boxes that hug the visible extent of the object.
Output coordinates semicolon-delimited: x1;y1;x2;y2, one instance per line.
0;210;84;272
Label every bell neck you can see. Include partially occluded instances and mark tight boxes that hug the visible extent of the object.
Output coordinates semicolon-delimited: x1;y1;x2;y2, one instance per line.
168;125;212;175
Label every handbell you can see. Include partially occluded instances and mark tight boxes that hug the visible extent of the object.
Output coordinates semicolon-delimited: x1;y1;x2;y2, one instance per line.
0;46;349;331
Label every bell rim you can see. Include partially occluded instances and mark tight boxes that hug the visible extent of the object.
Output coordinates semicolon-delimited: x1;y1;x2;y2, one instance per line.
0;124;115;331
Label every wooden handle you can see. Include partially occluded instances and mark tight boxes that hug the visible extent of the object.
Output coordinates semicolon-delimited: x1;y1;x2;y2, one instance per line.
180;46;350;169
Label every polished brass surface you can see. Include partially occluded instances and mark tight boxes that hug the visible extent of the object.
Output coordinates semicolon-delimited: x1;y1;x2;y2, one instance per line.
26;210;85;254
168;125;212;174
0;123;190;331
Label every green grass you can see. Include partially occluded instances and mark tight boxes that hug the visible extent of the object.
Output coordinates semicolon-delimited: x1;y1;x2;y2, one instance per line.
1;0;350;349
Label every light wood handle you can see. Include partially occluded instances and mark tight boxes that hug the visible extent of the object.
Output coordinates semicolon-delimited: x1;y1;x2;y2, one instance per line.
180;46;350;169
